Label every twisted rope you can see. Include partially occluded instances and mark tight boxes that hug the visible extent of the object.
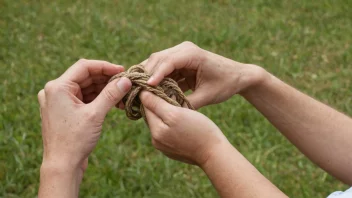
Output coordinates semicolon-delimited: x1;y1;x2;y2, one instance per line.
109;64;194;121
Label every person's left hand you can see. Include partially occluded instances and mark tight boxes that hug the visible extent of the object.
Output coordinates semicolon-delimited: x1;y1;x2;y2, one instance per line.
38;59;132;194
140;91;231;166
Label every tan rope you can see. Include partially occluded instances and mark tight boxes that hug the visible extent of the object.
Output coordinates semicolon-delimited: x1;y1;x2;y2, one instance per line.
109;64;194;122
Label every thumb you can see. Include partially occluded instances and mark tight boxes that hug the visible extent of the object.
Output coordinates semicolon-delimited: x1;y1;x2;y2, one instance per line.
140;91;176;119
90;77;132;117
186;89;209;109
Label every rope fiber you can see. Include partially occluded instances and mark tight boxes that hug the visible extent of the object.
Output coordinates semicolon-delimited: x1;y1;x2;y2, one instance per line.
109;64;194;122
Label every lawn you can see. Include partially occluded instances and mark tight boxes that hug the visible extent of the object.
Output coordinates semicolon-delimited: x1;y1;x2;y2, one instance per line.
0;0;351;197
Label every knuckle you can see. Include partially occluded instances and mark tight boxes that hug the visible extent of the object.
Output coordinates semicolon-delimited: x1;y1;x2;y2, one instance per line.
181;41;201;55
37;89;45;100
101;60;110;66
103;88;119;103
142;93;157;109
98;60;110;67
163;57;174;65
151;123;168;141
149;53;159;60
84;109;99;121
164;109;181;125
75;58;89;68
182;41;196;47
77;58;88;64
44;80;60;94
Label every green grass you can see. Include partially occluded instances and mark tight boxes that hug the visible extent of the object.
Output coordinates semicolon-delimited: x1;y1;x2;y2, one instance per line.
1;0;351;197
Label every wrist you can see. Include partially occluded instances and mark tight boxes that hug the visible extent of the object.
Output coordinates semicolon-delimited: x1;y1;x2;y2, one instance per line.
40;159;80;173
199;141;235;171
236;63;272;95
40;160;83;181
39;161;83;198
42;149;86;171
40;156;85;183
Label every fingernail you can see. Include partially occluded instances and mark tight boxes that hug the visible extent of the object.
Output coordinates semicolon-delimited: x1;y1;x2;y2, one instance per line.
118;66;125;72
117;77;131;93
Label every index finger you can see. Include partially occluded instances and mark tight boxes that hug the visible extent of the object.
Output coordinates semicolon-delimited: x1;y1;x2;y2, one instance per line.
145;44;195;86
60;59;124;83
140;91;177;121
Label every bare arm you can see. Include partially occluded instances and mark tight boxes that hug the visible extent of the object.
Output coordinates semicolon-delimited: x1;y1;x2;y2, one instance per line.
142;41;352;194
140;91;288;197
201;143;287;198
241;71;352;185
39;163;82;198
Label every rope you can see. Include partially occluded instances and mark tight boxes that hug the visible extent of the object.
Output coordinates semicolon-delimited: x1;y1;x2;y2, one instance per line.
109;64;194;122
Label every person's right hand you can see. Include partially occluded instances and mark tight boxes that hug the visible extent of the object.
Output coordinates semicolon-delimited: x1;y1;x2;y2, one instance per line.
143;41;269;109
140;91;231;166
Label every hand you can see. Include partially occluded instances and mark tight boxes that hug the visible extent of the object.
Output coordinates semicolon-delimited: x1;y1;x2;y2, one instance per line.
38;59;132;197
140;91;230;166
143;41;269;109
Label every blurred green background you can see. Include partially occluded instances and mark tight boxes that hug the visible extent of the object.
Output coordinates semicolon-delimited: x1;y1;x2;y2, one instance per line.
0;0;351;197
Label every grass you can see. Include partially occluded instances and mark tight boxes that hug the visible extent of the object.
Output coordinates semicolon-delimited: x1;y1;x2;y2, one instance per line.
0;0;351;197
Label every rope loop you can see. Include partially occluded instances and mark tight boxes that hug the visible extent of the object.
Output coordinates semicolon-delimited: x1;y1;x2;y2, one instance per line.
109;64;194;121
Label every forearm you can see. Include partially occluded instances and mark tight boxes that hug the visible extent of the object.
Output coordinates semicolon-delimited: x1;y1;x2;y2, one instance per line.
201;143;287;198
38;161;82;198
240;71;352;184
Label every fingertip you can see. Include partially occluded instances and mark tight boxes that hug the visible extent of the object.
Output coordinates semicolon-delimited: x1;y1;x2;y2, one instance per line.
147;76;156;85
142;104;163;130
110;64;125;73
147;75;162;86
115;102;125;110
140;90;152;102
119;102;125;110
116;77;132;93
117;66;125;72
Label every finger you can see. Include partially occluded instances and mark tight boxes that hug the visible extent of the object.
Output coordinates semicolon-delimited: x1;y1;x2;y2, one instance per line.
79;78;93;89
83;93;98;104
166;70;183;82
147;51;190;86
146;60;175;86
114;101;125;110
81;85;96;95
118;102;125;110
78;74;122;90
38;89;46;119
139;59;149;66
89;77;132;117
177;79;190;92
186;90;209;110
37;89;46;108
144;50;170;73
143;106;164;134
94;83;106;94
140;91;177;120
60;59;124;83
144;57;161;79
82;83;108;96
81;157;89;171
90;75;110;85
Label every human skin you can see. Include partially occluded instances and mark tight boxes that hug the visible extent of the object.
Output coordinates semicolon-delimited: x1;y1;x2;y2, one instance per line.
140;91;287;197
141;41;352;197
37;42;352;197
37;59;132;198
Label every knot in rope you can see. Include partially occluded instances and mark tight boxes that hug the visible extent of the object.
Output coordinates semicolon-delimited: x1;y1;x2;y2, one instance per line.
109;64;194;121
